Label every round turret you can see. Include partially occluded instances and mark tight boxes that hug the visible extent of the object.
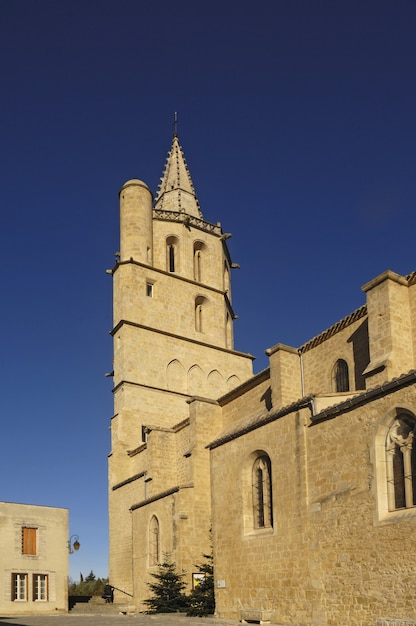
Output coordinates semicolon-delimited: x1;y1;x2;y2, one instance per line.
119;179;153;263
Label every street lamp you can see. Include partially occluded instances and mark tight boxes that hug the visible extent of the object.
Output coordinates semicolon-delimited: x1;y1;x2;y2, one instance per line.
68;535;80;554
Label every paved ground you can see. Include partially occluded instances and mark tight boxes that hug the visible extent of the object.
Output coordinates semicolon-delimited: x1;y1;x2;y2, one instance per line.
0;614;240;626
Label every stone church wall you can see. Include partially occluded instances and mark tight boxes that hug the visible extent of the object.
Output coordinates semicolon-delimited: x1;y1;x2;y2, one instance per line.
211;382;416;625
301;315;369;395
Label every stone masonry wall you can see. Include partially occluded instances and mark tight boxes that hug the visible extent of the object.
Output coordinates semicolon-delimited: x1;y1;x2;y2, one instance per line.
211;383;416;626
302;316;369;396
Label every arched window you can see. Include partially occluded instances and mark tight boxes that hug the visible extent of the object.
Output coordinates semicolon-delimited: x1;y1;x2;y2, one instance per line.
193;241;205;282
195;296;207;332
332;359;349;392
166;236;179;273
252;455;273;529
386;414;416;511
149;516;160;566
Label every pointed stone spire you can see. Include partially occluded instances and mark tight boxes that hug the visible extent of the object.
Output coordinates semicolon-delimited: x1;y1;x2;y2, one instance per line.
154;119;203;218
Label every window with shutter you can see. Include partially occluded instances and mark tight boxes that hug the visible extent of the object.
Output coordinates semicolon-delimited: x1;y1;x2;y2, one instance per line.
22;527;37;555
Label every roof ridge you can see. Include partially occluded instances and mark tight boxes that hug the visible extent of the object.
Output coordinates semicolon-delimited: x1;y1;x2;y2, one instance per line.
300;304;367;353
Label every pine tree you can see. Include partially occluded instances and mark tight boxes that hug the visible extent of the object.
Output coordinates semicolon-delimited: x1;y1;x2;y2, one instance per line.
143;555;188;613
187;550;215;616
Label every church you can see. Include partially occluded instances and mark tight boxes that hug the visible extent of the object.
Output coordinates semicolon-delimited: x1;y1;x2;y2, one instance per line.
108;128;416;626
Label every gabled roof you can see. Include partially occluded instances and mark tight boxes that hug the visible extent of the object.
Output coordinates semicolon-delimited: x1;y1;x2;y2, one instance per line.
154;133;203;218
299;304;368;353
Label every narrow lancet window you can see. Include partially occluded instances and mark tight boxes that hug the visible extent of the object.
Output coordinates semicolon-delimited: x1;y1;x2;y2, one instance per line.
224;261;230;293
194;250;201;281
168;245;175;272
195;303;202;332
333;359;349;392
195;296;207;332
193;241;205;282
166;236;179;273
252;455;273;529
149;516;160;566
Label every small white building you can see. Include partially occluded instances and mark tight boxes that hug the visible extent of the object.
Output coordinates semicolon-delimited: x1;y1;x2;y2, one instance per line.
0;501;69;614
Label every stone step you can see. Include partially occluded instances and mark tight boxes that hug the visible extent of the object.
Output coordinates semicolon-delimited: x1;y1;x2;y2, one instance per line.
69;596;133;615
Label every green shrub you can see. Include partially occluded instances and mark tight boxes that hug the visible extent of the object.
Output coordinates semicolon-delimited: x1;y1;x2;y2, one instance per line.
68;571;108;597
143;556;189;613
187;550;215;616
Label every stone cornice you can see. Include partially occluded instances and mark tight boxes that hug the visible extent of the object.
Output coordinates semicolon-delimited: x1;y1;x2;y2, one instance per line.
112;258;225;295
110;319;254;361
112;378;192;397
112;471;146;491
153;208;221;235
130;483;194;511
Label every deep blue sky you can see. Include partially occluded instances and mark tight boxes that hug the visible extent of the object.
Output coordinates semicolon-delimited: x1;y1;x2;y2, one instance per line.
1;0;416;580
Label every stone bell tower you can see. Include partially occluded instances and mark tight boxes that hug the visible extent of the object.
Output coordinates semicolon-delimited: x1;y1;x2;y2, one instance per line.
108;125;253;608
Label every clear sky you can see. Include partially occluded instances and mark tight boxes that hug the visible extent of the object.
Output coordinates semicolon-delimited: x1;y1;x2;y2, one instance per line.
1;0;416;580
